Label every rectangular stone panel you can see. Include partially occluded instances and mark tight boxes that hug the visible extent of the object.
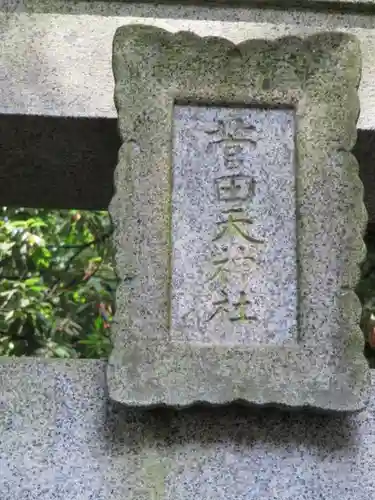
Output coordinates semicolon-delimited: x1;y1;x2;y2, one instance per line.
107;26;370;411
171;105;298;345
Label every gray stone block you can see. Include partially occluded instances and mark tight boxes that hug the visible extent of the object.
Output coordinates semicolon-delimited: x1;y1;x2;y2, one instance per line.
108;25;370;411
1;358;375;499
2;0;375;15
2;12;375;131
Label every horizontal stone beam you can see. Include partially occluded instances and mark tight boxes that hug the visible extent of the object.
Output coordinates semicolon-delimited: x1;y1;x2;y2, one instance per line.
1;357;375;500
0;114;120;210
3;0;375;15
2;12;375;217
1;13;375;129
1;114;375;222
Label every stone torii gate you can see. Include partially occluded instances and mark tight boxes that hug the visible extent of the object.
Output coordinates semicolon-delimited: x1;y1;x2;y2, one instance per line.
1;1;375;499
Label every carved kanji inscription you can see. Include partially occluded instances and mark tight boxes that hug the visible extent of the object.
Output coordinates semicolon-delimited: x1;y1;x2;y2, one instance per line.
171;105;298;345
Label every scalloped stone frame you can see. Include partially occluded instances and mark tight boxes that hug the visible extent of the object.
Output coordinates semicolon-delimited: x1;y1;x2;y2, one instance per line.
107;25;370;411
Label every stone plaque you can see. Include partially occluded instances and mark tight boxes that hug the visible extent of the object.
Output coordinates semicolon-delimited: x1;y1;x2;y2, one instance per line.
172;105;297;345
108;25;370;411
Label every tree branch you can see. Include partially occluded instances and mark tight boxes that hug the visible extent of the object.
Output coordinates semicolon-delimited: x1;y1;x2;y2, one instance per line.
62;231;112;274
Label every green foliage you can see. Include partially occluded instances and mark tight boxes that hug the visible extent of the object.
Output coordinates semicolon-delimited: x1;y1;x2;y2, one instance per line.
2;206;375;366
0;207;115;359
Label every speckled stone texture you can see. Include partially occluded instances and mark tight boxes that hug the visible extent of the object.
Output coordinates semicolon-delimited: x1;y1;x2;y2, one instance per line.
2;0;375;14
1;359;375;500
172;105;297;346
2;12;375;132
108;26;369;411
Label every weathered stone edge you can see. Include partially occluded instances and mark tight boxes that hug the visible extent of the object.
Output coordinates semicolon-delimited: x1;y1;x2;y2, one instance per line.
297;32;369;407
108;26;369;410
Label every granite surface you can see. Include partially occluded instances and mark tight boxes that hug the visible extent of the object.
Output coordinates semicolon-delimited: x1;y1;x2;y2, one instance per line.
3;0;375;16
171;105;297;345
108;26;369;410
1;358;375;500
2;13;375;131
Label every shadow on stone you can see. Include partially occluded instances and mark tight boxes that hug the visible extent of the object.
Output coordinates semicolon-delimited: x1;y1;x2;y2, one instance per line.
104;399;357;455
0;113;374;219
